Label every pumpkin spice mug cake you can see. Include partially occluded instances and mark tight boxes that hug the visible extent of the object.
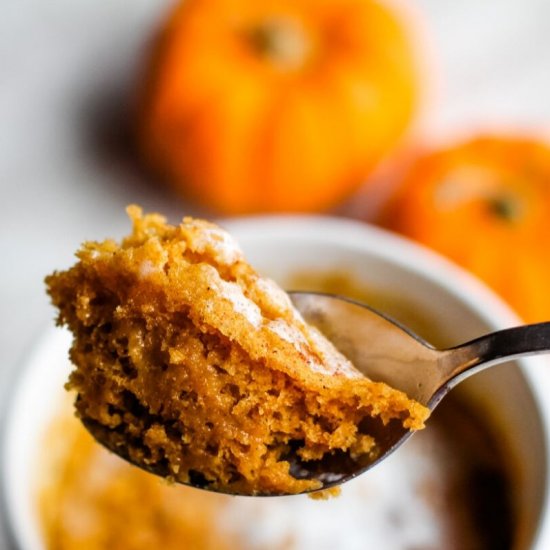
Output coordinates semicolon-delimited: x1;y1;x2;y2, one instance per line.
44;206;428;496
3;212;550;549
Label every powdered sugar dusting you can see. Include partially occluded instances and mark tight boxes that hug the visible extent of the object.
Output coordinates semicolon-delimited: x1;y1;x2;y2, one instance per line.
266;319;337;376
307;327;363;379
138;260;159;279
254;277;294;311
266;319;360;379
266;319;308;346
216;278;262;328
185;221;243;265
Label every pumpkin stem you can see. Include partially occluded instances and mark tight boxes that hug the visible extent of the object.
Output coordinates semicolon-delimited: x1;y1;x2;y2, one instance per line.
249;17;310;70
488;195;522;221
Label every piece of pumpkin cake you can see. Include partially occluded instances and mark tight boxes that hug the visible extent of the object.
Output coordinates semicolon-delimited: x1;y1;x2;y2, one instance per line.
45;206;429;495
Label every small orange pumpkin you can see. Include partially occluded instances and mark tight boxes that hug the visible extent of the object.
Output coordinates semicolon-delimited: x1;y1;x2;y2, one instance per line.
378;135;550;323
138;0;419;214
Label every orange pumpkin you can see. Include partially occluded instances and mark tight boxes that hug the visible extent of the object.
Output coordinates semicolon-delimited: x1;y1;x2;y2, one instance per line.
378;135;550;323
138;0;419;214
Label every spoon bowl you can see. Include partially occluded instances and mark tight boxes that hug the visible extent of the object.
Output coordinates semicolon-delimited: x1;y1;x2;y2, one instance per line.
284;291;550;492
83;290;550;496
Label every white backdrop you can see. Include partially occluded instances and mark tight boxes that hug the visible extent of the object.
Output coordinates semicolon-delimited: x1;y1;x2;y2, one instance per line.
1;0;550;544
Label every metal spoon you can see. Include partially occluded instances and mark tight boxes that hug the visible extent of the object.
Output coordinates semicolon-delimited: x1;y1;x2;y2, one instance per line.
284;291;550;493
83;290;550;496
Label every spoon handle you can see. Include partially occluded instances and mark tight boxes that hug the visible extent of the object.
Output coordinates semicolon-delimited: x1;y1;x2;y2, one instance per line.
440;322;550;389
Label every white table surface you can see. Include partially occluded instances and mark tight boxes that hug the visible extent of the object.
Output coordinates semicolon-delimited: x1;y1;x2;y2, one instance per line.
1;0;550;547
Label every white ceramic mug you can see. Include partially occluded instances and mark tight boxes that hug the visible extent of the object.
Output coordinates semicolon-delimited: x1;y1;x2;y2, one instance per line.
2;216;550;549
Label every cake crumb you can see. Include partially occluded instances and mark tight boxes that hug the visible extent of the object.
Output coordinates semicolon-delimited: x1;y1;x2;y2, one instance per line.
45;205;429;495
308;486;342;500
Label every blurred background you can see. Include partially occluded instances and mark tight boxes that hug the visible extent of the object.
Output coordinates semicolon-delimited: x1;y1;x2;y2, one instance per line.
2;0;550;547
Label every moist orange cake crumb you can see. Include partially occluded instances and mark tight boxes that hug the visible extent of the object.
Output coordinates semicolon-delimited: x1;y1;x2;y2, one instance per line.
45;206;429;495
39;407;237;550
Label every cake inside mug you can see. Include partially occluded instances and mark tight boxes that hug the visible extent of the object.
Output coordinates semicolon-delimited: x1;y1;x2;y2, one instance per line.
45;206;428;496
